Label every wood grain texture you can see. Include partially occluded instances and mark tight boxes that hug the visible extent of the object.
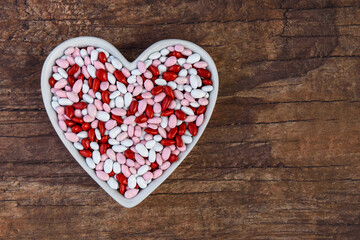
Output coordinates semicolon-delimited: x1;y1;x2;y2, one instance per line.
1;0;360;239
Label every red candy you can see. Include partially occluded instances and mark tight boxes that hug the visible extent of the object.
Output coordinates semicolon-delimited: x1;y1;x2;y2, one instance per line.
167;127;178;139
65;106;74;118
161;96;171;111
148;65;159;76
114;70;127;85
151;86;163;95
197;68;211;78
135;115;148;124
80;150;92;157
160;139;175;146
67;64;79;75
145;105;154;119
188;122;198;136
49;77;56;87
98;52;107;63
162;72;177;81
96;69;108;82
174;110;186;120
164;86;175;100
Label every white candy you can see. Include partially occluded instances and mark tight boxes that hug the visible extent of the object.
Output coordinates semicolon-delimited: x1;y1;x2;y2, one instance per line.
158;64;166;73
188;68;197;75
82;83;89;94
153;142;164;152
148;149;156;163
109;99;115;108
177;84;184;91
124;92;132;108
58;98;73;106
51;101;60;110
58;68;68;78
121;124;128;132
75;56;84;67
82;93;94;103
184;85;192;92
186;53;201;64
135;143;148;157
92;150;101;164
109;90;120;99
191;89;206;98
197;77;202;88
95;129;101;140
149;51;161;59
184;130;192;136
155;79;167;86
190;75;200;89
90;50;99;64
81;109;88;116
182;135;193;144
137;177;147;189
161;116;168;128
77;131;88;138
127;75;137;83
95;92;102;100
131;69;141;76
178;69;188;77
137;165;149;175
112;144;127;152
80;49;88;58
86;158;95;169
153;135;162;142
108;73;116;84
181;106;194;115
53;73;62;80
113;162;121;174
107;177;119;189
74;142;84;150
87;64;96;78
117;82;127;94
145;140;156;149
145;60;152;68
128;175;137;189
109;127;121;139
167;81;177;89
190;101;200;108
111;57;122;69
202;85;213;92
177;58;186;66
108;138;120;145
96;111;110;122
160;48;170;56
104;159;113;173
90;142;99;151
115;96;124;108
121;139;133;147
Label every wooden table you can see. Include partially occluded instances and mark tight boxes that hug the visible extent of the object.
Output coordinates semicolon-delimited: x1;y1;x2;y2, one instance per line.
1;1;360;239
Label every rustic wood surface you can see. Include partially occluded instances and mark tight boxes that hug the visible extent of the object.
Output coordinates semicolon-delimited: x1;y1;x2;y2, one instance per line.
1;0;360;239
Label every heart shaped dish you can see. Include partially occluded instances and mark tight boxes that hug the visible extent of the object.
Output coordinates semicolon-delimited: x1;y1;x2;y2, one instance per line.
41;37;218;208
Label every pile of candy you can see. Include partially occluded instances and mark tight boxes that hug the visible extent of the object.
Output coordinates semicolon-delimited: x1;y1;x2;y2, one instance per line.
49;44;213;199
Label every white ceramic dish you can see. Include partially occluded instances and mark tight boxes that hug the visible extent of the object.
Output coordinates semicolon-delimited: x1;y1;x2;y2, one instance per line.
41;36;218;208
